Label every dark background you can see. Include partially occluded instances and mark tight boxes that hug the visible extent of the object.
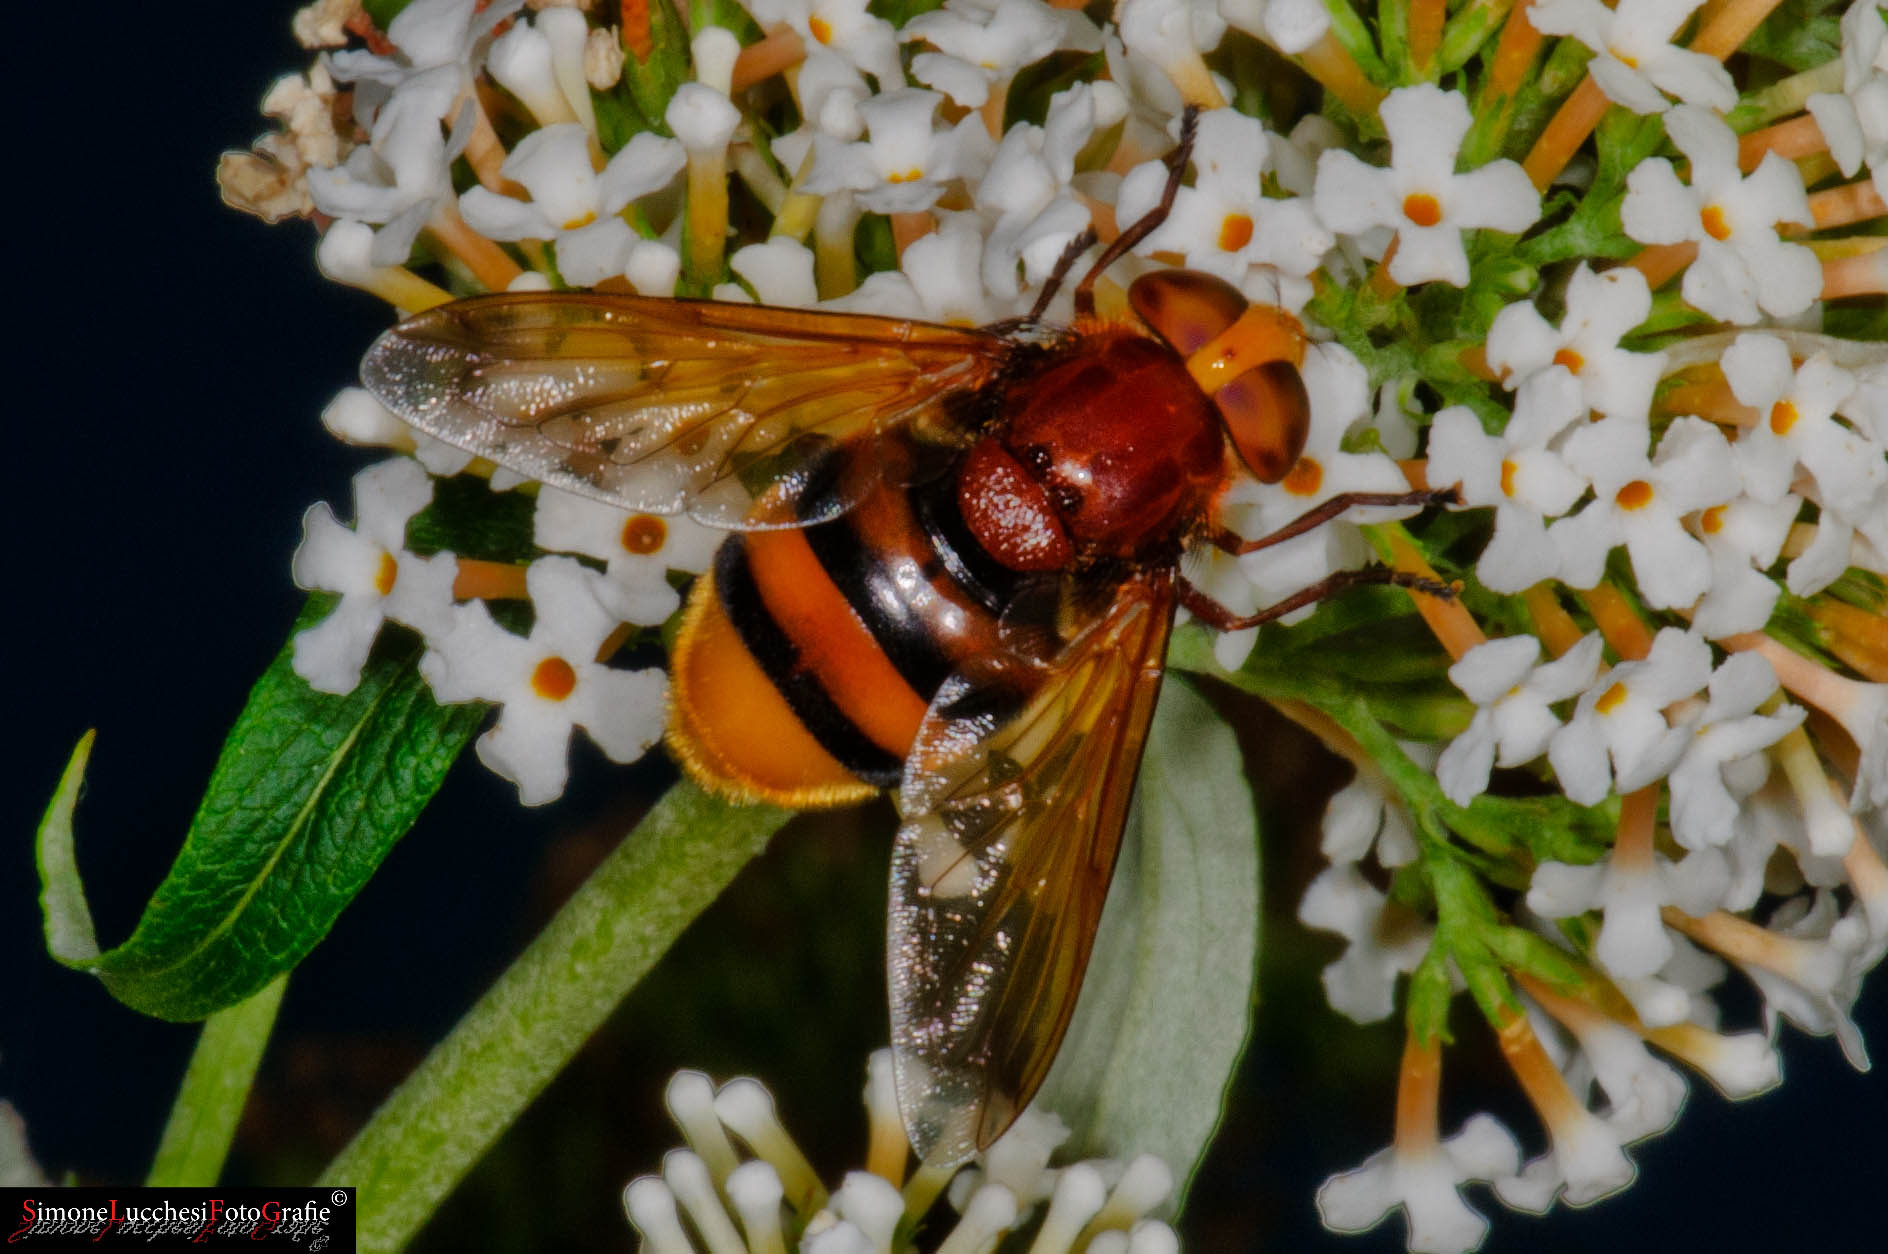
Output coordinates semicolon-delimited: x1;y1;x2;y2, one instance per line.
6;3;1884;1250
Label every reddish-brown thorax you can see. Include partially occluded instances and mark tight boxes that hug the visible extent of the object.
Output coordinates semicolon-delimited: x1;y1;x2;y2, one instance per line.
958;329;1226;570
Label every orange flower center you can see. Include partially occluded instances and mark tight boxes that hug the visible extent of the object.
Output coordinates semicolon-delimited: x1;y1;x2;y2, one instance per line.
621;514;668;555
373;551;399;597
1615;479;1655;510
1699;204;1732;241
1401;193;1443;228
1218;213;1254;252
1700;504;1727;534
1594;681;1630;715
1282;457;1323;497
532;656;578;702
1769;400;1800;435
562;210;597;231
1500;458;1519;498
809;15;833;43
1552;347;1585;374
886;168;924;184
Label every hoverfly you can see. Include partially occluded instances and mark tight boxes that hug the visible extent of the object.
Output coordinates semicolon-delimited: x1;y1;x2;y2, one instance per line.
361;112;1448;1167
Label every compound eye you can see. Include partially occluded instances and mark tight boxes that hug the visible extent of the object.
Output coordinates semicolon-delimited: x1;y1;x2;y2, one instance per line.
1128;270;1247;355
1217;359;1310;483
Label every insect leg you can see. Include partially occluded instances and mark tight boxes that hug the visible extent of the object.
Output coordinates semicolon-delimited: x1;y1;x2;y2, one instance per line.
1178;567;1458;631
1208;488;1460;556
1072;106;1202;318
1025;226;1102;323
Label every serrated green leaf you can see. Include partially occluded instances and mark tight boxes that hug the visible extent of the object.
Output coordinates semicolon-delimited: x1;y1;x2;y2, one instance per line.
1035;678;1259;1206
36;601;484;1021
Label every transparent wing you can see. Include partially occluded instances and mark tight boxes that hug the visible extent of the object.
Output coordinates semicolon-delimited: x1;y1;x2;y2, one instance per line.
888;570;1178;1166
360;292;1009;527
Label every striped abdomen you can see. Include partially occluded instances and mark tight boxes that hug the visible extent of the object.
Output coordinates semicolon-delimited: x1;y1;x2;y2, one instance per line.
667;440;1032;807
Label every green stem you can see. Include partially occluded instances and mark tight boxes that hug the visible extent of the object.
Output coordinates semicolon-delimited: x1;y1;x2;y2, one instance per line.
1320;0;1393;86
318;781;790;1252
146;974;287;1186
1379;0;1412;80
1438;0;1515;74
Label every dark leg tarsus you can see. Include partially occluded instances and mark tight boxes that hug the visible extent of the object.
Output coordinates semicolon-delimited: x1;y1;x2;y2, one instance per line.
1072;106;1201;318
1025;226;1101;323
1179;566;1459;632
1209;487;1460;557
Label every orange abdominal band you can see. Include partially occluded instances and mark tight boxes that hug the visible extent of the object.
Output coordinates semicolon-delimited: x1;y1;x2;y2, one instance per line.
666;571;881;809
1184;306;1307;395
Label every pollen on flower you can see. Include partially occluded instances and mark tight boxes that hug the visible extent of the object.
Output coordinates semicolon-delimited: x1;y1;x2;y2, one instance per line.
532;655;578;701
809;16;833;44
888;167;924;183
1769;400;1800;434
1699;505;1726;533
1615;479;1654;509
1595;681;1629;714
373;550;399;596
621;514;668;554
1283;457;1324;496
563;210;598;230
1552;347;1585;374
1402;192;1443;227
1218;212;1254;251
1500;459;1519;497
1699;204;1732;240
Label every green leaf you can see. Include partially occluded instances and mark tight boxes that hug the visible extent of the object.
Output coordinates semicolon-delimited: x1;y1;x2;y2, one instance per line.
1742;0;1846;71
362;0;411;29
36;601;484;1021
321;780;790;1253
405;473;539;564
870;0;945;27
1036;678;1260;1206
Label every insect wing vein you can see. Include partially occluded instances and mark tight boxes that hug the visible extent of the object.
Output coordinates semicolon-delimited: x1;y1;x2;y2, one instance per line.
887;572;1176;1166
359;292;1006;526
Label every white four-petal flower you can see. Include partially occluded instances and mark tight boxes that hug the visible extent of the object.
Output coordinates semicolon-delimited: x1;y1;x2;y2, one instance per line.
1485;265;1668;423
1438;633;1606;805
1549;416;1742;609
1318;1115;1522;1254
420;556;667;805
1528;0;1737;114
1621;106;1819;324
1314;85;1540;287
292;458;459;694
459;125;685;285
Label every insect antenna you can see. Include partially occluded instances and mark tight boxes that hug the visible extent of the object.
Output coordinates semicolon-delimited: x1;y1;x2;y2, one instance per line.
1072;105;1201;318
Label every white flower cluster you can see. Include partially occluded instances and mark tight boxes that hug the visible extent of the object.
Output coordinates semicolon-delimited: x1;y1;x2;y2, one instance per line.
624;1056;1178;1254
292;390;719;804
226;0;1888;1246
244;0;1576;807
